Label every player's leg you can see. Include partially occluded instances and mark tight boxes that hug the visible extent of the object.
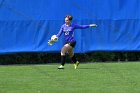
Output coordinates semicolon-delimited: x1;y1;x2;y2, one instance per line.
68;41;79;69
68;48;79;69
58;44;72;69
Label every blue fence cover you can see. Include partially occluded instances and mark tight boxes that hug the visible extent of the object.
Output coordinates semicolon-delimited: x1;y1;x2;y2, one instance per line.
0;0;140;53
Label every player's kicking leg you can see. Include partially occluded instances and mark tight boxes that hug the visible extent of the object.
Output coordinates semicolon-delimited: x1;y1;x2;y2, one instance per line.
68;48;80;69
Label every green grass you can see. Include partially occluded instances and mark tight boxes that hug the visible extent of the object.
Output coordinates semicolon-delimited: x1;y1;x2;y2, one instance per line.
0;62;140;93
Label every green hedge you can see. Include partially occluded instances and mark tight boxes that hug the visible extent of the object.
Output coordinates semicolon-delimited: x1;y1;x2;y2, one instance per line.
0;52;140;64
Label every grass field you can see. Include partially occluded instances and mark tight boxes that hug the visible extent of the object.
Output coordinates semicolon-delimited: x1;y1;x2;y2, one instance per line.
0;62;140;93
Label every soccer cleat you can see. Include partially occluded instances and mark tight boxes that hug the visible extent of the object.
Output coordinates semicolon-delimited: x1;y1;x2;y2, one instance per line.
74;61;79;69
58;65;64;69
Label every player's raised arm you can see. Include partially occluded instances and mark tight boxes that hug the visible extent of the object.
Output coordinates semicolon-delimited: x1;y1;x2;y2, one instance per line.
74;23;97;29
89;24;97;27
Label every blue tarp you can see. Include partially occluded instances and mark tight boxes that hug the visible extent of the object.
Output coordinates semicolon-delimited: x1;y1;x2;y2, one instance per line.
0;0;140;53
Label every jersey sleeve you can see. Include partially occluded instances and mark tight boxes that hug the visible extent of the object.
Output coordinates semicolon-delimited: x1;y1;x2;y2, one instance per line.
74;24;90;29
56;25;63;37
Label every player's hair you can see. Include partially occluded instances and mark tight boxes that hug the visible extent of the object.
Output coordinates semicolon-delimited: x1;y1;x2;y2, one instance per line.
65;15;73;21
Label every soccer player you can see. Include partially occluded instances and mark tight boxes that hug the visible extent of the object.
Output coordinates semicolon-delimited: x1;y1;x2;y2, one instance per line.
48;15;97;69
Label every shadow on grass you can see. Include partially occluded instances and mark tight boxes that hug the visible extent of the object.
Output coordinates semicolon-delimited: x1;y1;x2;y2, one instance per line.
78;67;97;69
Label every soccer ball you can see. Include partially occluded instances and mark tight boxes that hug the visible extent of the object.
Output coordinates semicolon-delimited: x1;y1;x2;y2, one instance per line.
51;35;58;41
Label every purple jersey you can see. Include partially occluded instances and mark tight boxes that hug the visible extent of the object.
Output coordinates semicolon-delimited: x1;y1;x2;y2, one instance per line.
56;23;90;42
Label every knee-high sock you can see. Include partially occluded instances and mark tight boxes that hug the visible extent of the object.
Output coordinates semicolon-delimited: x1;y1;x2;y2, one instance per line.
61;56;66;66
71;55;77;63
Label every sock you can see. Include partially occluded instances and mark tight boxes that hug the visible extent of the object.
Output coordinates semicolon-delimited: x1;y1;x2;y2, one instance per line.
61;56;66;66
71;55;77;64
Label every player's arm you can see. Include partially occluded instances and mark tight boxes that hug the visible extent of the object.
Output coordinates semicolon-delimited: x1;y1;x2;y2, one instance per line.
56;25;63;38
74;24;97;29
89;24;97;27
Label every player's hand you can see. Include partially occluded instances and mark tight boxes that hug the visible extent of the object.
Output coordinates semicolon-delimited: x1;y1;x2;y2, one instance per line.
48;35;59;45
89;24;97;28
48;39;55;45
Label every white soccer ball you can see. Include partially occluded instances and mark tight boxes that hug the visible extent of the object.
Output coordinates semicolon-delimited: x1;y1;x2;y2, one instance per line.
51;35;58;41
